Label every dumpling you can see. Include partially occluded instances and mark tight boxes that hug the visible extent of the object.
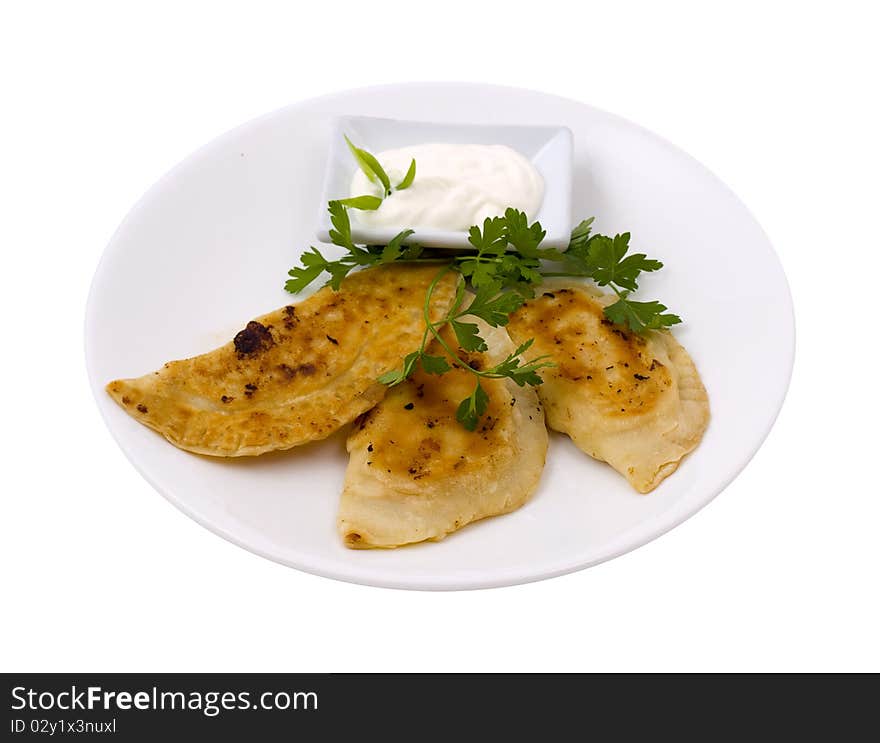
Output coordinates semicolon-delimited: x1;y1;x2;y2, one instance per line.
506;283;709;493
106;264;459;457
338;320;548;548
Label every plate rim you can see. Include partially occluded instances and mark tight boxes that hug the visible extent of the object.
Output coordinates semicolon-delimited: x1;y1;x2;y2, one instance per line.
84;81;796;591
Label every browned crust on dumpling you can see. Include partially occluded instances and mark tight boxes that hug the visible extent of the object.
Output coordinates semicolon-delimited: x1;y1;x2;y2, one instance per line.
338;322;548;548
106;264;459;456
506;282;709;492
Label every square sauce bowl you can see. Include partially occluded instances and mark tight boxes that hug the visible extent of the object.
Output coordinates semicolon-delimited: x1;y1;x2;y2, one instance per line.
316;115;573;249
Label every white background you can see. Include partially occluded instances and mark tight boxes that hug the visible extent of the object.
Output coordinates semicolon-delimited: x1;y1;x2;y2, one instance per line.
2;1;877;672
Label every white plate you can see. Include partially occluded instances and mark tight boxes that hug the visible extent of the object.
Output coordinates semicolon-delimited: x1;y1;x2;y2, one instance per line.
85;83;794;591
317;115;573;248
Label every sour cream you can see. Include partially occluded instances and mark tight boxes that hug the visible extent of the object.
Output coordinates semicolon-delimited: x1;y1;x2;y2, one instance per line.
349;143;544;231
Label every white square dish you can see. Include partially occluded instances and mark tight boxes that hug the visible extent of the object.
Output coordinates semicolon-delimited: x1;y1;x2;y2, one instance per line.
316;115;573;249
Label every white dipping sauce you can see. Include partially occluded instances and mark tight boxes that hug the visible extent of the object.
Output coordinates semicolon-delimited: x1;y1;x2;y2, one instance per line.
349;143;544;231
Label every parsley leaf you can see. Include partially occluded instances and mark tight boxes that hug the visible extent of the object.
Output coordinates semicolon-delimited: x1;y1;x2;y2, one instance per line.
377;350;421;386
450;319;488;352
502;208;564;260
467;216;508;254
501;360;550;387
568;217;595;253
483;339;553;387
503;208;545;255
327;200;355;250
463;285;526;327
285;247;332;293
458;216;515;289
380;229;415;263
604;294;682;333
457;257;498;289
586;233;663;291
420;354;451;375
512;338;535;356
611;253;664;291
456;382;489;431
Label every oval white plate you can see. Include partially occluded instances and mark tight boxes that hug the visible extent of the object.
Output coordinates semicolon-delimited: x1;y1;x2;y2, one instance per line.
86;83;794;590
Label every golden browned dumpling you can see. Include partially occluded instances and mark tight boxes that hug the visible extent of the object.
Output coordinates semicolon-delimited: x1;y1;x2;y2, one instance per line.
506;283;709;493
106;264;459;456
337;321;548;549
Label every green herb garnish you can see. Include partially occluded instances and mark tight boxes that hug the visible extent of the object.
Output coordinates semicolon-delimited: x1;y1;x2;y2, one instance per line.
285;202;422;292
344;135;391;195
286;201;680;429
343;136;416;208
374;263;555;430
396;158;416;191
337;195;383;211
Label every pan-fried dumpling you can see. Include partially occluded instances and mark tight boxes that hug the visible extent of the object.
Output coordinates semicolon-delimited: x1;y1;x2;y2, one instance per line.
506;284;709;493
106;264;459;456
338;321;548;548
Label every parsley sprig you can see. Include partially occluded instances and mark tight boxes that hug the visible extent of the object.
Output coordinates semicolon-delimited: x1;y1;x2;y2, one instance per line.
547;220;681;332
375;264;555;430
285;202;424;292
285;201;681;429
